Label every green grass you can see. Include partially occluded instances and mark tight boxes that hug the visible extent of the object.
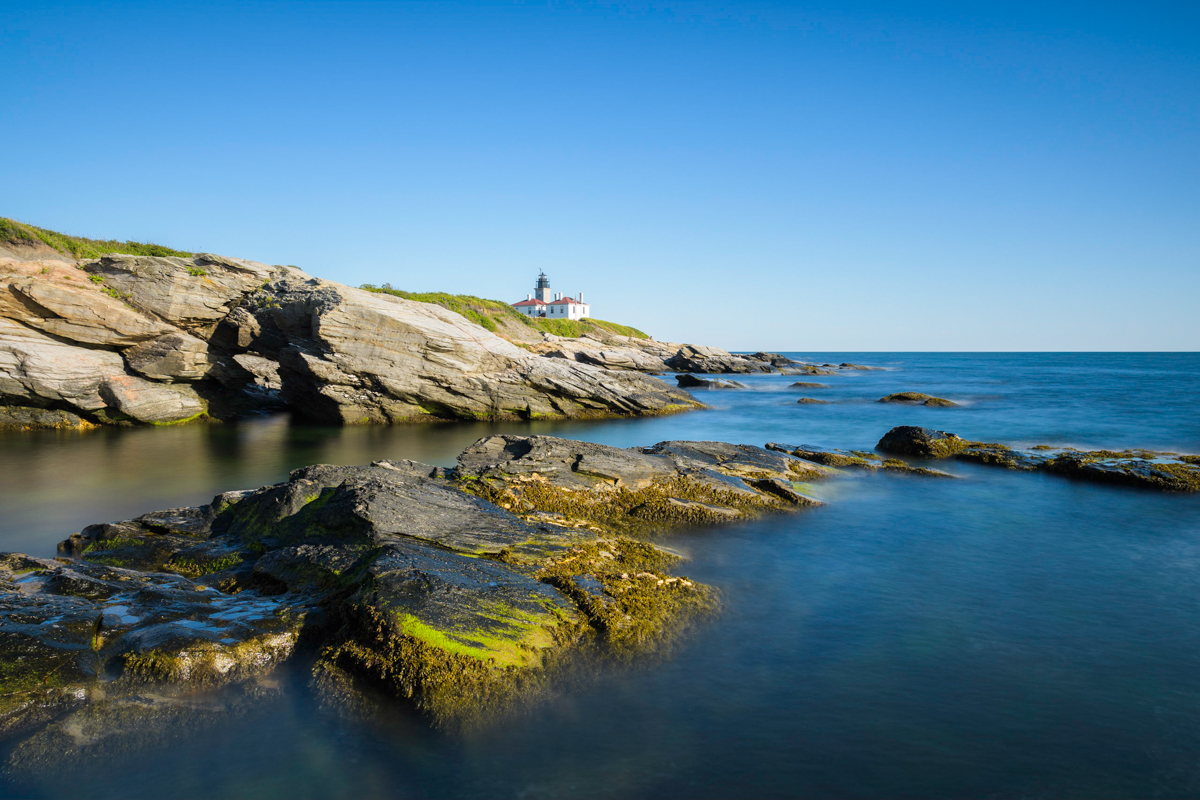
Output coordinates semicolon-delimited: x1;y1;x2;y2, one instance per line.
361;284;649;339
0;216;192;259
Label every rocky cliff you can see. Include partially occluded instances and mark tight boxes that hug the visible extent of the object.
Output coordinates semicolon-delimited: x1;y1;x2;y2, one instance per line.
0;253;701;426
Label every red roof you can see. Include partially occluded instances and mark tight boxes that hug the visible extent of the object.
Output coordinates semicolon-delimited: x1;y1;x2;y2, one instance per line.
511;296;587;307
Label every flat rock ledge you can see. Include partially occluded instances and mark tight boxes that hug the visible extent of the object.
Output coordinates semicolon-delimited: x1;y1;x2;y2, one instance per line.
0;436;828;769
876;426;1200;491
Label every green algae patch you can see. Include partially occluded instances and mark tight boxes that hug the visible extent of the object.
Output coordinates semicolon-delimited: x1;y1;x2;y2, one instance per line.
392;605;558;670
163;552;243;578
461;475;780;535
120;630;299;689
534;537;718;657
316;603;584;729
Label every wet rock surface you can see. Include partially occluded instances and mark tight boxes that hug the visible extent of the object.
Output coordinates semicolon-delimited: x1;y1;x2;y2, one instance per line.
676;374;747;390
876;426;1200;491
0;435;828;758
765;443;955;478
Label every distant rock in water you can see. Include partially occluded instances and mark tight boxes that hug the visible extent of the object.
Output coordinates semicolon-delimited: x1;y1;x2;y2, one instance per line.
0;435;828;763
839;362;883;371
666;345;772;375
879;392;958;407
676;374;747;390
795;397;830;404
779;365;838;376
0;254;701;427
747;352;797;368
765;442;955;478
875;426;1200;492
788;381;828;389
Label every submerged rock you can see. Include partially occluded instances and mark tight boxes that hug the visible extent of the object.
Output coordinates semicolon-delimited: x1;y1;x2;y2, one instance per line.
676;374;746;390
765;443;954;478
875;426;1200;492
779;365;838;376
878;392;958;407
0;435;828;754
788;381;828;389
795;397;830;405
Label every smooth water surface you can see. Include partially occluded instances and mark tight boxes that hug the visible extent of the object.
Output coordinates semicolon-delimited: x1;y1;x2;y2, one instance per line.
2;353;1199;798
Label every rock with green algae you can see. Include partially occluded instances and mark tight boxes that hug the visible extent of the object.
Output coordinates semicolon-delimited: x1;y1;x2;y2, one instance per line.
764;443;955;478
0;552;303;755
878;392;958;407
875;426;1200;492
2;434;830;757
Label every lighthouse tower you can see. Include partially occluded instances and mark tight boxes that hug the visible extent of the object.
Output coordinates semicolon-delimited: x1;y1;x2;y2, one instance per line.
534;271;552;302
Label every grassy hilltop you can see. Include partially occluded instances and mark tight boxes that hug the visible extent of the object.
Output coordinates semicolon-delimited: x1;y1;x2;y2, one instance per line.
0;216;650;341
360;285;649;341
0;217;192;259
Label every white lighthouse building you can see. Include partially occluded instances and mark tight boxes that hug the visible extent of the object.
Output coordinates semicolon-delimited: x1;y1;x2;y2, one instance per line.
511;272;591;320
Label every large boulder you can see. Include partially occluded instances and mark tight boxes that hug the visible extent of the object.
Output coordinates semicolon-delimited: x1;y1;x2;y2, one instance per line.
233;277;699;424
876;426;971;458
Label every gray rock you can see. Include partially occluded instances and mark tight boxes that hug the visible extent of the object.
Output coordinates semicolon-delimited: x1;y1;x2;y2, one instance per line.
4;276;175;346
748;352;798;367
0;254;703;426
666;345;773;374
83;254;284;335
123;331;224;382
676;374;746;389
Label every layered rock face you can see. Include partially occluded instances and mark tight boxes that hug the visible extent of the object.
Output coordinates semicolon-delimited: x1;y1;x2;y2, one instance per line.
0;435;824;761
0;255;699;426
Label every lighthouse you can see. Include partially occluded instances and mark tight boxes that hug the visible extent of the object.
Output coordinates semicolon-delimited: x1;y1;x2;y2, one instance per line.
511;272;591;320
535;271;552;302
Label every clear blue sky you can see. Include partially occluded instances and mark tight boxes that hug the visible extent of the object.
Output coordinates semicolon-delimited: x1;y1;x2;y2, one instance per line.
3;1;1197;350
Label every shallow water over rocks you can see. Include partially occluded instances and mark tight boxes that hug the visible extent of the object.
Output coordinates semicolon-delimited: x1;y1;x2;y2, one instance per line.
2;353;1199;799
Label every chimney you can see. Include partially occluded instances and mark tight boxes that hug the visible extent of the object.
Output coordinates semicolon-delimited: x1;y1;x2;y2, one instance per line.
527;294;532;300
579;292;584;303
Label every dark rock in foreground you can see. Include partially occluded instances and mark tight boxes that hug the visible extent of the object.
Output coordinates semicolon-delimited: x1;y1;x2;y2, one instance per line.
876;426;1200;491
0;435;827;763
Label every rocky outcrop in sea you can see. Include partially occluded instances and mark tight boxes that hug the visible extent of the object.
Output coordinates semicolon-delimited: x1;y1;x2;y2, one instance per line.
0;434;826;764
0;255;701;426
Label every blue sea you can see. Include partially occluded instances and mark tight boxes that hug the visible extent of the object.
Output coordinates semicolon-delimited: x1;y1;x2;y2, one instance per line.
2;353;1199;799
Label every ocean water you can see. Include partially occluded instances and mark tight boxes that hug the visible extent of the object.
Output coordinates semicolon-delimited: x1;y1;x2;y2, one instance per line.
1;352;1199;799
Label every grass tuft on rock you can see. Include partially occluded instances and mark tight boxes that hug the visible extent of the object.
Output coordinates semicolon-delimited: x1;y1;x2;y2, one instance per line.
0;217;193;259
